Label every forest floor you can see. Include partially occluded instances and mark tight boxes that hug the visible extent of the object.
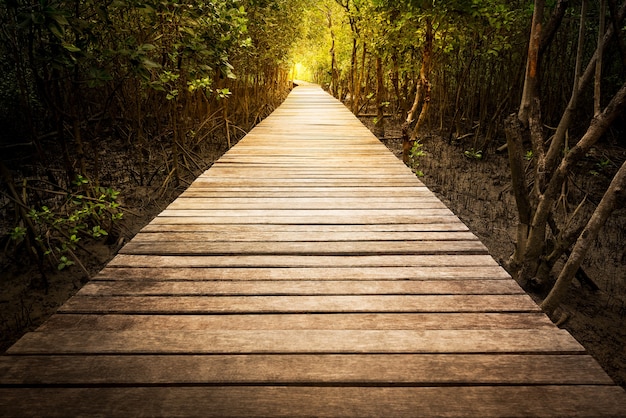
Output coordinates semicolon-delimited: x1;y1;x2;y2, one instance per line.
0;140;232;354
1;106;625;391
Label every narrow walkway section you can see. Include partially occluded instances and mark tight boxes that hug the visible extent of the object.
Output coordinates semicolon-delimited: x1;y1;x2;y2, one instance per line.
1;85;625;417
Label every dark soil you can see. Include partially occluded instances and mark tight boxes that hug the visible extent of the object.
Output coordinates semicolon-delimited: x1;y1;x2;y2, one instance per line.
0;136;235;353
366;116;626;389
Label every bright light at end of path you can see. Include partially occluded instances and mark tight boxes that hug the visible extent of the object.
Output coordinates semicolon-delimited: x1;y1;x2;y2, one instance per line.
290;62;309;81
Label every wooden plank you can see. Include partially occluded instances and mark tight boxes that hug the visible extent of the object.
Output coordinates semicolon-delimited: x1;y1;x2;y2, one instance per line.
184;183;427;188
148;215;460;224
131;231;479;242
158;209;455;217
202;167;414;174
5;386;625;418
107;254;502;268
219;149;396;155
212;160;408;168
118;240;489;256
206;167;411;174
198;172;416;179
138;223;471;233
95;266;512;280
166;198;447;210
188;179;423;187
58;294;540;314
0;354;613;386
179;189;435;198
77;279;524;296
38;313;557;331
7;329;583;354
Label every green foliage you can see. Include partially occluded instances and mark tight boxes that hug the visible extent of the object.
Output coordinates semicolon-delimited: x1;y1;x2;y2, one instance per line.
290;0;527;136
0;0;251;121
409;140;425;177
9;227;27;243
20;178;123;271
464;149;483;160
590;158;613;176
57;256;74;271
0;0;307;280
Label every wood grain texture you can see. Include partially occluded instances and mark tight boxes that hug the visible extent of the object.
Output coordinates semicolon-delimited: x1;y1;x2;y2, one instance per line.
77;279;524;296
118;240;489;256
7;329;584;354
2;83;624;417
1;387;626;418
37;313;556;331
95;265;511;280
58;294;540;314
0;354;613;385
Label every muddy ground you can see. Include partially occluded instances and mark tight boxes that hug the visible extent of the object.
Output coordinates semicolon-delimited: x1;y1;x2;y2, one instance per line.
1;105;625;391
0;136;233;354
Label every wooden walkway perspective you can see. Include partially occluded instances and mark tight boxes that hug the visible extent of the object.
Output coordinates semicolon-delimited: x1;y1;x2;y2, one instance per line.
1;84;626;417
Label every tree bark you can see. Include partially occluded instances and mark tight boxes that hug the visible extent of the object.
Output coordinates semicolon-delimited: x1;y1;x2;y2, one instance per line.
402;77;421;163
541;159;626;315
608;0;626;70
595;0;606;116
519;82;626;285
545;0;626;174
354;42;367;114
539;0;570;56
411;17;433;140
504;113;533;272
374;55;385;138
326;6;338;98
518;0;545;126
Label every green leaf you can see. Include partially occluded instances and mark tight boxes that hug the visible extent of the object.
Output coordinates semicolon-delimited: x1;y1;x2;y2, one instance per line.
48;22;64;39
58;256;74;270
50;13;69;26
10;226;27;241
141;58;161;69
62;43;81;53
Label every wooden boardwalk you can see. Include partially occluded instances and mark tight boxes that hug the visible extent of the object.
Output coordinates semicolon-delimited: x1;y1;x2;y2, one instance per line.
1;84;625;417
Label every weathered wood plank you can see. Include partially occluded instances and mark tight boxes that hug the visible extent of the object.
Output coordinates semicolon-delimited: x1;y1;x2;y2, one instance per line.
188;179;423;187
155;215;462;225
150;215;460;225
179;188;434;198
211;160;409;168
58;294;540;314
198;172;416;179
202;168;415;175
7;329;583;354
95;266;511;280
166;198;447;210
38;313;557;331
158;208;455;217
107;254;502;268
131;231;478;242
2;386;625;418
0;354;612;386
118;240;488;256
77;279;524;296
138;223;471;233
